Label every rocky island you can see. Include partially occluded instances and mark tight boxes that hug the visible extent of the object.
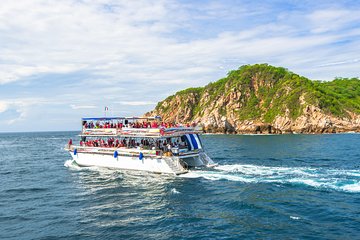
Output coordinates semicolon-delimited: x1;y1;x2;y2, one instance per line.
147;64;360;134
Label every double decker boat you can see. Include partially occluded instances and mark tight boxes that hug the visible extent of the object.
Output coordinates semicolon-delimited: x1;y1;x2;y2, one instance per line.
65;116;215;175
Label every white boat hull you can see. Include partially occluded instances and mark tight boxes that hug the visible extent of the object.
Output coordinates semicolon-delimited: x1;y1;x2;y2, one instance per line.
70;151;188;175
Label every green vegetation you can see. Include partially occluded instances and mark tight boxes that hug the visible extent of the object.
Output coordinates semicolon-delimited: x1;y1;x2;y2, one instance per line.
312;78;360;116
176;87;203;96
154;63;360;123
238;93;261;120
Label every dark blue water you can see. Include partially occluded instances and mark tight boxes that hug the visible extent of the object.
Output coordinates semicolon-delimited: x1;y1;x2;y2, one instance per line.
1;132;360;239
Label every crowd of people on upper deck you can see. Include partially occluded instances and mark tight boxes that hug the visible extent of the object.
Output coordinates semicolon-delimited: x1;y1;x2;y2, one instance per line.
83;120;196;129
80;138;125;148
79;137;187;151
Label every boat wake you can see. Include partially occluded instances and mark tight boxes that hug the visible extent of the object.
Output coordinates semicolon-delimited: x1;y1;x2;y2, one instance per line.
64;159;360;193
181;164;360;193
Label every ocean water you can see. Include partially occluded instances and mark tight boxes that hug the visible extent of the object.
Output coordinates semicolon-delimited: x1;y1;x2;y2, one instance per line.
0;132;360;239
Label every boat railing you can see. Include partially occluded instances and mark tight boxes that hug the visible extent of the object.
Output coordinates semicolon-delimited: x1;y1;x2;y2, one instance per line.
82;128;118;135
120;127;163;136
67;143;200;158
81;126;202;136
66;144;164;158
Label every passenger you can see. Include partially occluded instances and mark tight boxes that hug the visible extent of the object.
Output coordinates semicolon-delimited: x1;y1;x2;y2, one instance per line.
151;121;158;128
167;142;172;152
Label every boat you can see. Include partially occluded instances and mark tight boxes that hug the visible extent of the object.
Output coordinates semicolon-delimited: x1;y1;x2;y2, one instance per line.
65;116;215;175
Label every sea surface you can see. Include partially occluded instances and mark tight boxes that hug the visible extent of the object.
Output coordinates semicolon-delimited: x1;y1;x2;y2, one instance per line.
1;132;360;239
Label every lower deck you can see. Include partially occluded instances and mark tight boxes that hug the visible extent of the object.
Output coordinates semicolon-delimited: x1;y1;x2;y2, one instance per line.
67;145;212;175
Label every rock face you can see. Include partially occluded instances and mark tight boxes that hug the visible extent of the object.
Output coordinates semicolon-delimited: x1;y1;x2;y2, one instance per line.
273;105;359;134
146;64;360;134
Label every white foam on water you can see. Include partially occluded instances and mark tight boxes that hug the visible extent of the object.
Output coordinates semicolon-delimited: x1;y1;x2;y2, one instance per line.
180;172;202;179
287;178;323;188
64;159;360;193
215;164;318;177
340;182;360;193
63;160;119;173
181;170;255;183
199;173;254;182
184;164;360;193
170;188;180;194
64;159;81;169
346;172;360;177
290;216;300;220
333;170;360;177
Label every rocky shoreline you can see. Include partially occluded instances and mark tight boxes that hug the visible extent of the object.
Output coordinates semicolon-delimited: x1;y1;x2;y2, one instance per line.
201;105;360;134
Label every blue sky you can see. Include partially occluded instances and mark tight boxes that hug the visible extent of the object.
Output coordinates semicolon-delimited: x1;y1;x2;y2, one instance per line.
0;0;360;132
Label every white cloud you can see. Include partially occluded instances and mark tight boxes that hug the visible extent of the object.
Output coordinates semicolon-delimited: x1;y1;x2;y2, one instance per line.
317;59;360;67
70;104;98;110
0;101;9;113
0;98;44;125
1;1;359;86
118;101;157;106
7;109;27;125
308;9;360;33
0;64;85;84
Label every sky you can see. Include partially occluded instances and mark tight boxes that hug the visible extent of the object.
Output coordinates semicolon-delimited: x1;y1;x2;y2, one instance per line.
0;0;360;132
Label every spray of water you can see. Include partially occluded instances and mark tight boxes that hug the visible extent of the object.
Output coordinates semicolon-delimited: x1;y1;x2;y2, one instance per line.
64;159;81;170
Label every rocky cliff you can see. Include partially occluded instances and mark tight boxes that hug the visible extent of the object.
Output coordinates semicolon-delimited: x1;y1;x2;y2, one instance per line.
146;64;360;134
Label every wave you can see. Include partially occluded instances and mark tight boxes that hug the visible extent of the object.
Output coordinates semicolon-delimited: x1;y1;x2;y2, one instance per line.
170;188;181;194
64;160;108;173
64;159;81;170
181;164;360;193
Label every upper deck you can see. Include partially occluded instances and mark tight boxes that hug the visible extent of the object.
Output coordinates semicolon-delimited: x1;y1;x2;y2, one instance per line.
80;116;202;138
